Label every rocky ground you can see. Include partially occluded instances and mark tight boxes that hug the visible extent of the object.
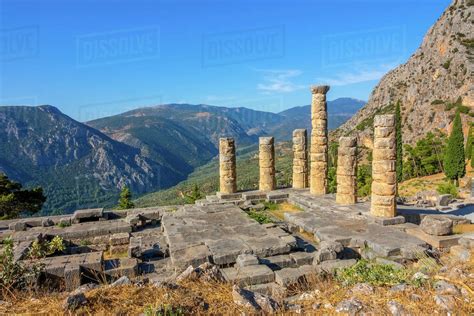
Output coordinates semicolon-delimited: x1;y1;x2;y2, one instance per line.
1;247;473;315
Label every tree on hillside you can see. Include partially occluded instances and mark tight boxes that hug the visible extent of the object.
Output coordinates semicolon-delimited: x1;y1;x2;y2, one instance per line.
395;101;403;183
117;186;134;209
0;173;46;219
184;184;203;204
444;111;465;186
466;123;473;167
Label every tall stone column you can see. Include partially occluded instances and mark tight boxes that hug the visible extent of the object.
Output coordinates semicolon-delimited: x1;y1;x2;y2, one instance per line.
219;137;237;194
371;115;397;217
259;137;276;192
336;136;357;205
310;85;330;195
292;129;308;189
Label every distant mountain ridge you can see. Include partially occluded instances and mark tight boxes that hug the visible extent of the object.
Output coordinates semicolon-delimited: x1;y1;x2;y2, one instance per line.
0;98;364;214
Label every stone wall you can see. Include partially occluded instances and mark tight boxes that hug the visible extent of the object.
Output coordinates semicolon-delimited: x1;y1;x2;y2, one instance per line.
219;137;237;194
259;137;276;192
370;115;397;217
292;129;308;189
336;136;357;205
310;85;330;195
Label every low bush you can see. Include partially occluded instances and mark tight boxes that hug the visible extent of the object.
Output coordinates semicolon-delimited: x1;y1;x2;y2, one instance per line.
335;259;413;286
247;211;273;224
436;182;458;197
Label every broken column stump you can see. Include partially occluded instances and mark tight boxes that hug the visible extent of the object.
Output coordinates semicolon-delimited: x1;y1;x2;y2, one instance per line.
336;136;357;205
371;114;397;218
292;129;308;189
259;137;276;192
219;137;237;194
310;85;330;195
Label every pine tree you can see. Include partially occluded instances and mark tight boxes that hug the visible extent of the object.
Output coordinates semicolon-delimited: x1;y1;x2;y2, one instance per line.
444;111;465;185
466;123;473;166
0;173;46;219
117;186;134;209
395;101;403;182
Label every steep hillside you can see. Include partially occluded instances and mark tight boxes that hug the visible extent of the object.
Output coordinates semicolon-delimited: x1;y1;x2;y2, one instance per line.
0;105;178;214
336;0;474;144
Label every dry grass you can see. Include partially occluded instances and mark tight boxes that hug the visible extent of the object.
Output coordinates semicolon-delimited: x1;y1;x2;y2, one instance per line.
267;202;302;221
454;224;474;234
398;173;447;197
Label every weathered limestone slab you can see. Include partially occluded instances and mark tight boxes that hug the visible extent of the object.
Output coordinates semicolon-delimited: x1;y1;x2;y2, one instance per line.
371;115;397;218
219;137;237;194
109;233;130;246
72;208;104;223
314;259;357;275
236;254;259;267
405;227;461;248
336;136;357;205
242;191;268;202
221;264;275;286
104;258;138;279
310;85;330;195
289;252;315;266
206;238;250;265
292;129;308;189
260;254;294;270
259;137;276;191
170;244;211;271
274;265;314;287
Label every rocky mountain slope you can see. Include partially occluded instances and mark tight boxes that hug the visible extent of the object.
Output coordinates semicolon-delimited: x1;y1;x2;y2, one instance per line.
0;99;363;214
0;105;177;213
335;0;474;145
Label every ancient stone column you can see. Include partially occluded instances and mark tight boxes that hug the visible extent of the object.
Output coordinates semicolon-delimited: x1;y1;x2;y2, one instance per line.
310;85;330;195
336;137;357;205
371;115;397;217
219;137;237;194
259;137;276;191
292;129;308;189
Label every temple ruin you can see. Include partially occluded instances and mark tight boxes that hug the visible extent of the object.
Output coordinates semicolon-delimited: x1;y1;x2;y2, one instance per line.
4;85;472;299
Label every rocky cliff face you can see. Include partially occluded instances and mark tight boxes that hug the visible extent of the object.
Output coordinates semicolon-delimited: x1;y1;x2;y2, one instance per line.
336;0;474;145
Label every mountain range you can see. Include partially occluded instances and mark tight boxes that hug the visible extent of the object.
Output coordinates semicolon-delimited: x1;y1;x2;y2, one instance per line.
0;98;364;214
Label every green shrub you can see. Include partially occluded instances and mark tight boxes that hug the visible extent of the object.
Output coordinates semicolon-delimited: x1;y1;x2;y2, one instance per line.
263;201;278;211
436;182;458;197
0;237;44;291
247;211;273;224
431;99;445;105
57;221;71;228
28;236;65;259
335;259;412;286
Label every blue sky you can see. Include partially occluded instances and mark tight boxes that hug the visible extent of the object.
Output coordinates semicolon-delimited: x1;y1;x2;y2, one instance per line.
0;0;450;121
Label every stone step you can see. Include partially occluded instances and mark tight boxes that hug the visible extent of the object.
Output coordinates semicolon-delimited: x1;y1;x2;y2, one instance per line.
220;264;275;286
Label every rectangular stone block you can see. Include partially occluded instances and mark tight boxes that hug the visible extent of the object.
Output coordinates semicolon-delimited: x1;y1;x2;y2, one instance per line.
274;265;314;287
221;265;275;286
260;254;294;270
289;252;315;266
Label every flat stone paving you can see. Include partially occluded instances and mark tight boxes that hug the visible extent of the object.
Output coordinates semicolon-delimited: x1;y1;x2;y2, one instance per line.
162;204;296;270
285;189;428;258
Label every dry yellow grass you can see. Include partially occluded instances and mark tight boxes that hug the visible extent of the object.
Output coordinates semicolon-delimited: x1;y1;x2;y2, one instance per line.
453;224;474;234
267;202;302;221
398;173;447;197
